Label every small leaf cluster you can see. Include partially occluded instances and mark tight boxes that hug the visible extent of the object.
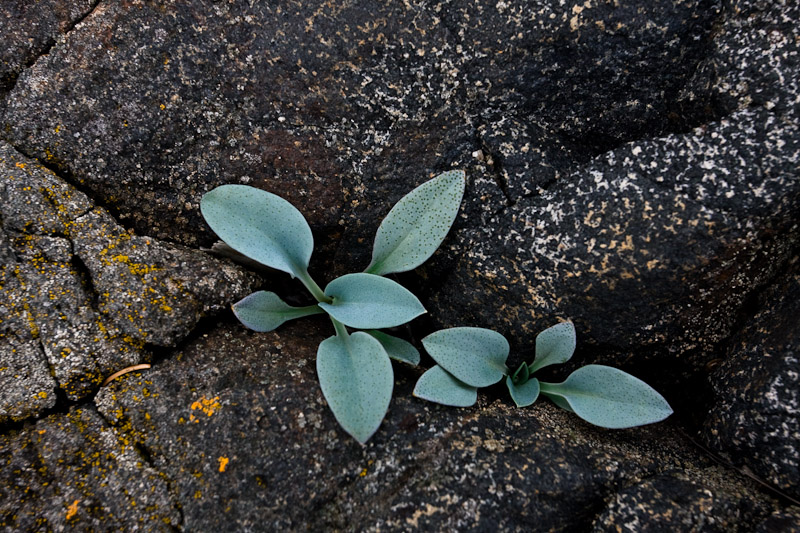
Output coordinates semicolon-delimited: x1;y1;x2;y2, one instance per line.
414;322;673;428
202;171;466;443
201;170;673;443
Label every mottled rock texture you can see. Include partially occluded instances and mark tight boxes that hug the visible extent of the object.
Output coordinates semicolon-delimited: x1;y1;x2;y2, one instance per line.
703;257;800;501
93;322;776;532
0;0;96;94
0;0;799;530
0;141;257;419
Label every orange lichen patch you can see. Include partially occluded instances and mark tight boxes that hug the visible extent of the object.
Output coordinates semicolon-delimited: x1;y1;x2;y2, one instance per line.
15;162;26;169
102;364;152;386
66;500;79;520
218;456;229;472
189;395;221;423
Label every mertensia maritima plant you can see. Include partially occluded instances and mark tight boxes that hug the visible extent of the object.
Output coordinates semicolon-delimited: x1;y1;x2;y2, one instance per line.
201;171;672;443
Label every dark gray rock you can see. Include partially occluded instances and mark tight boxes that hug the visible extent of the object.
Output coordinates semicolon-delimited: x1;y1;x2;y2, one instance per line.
592;471;776;532
0;141;257;417
755;506;800;532
0;406;179;531
94;321;776;532
430;105;800;387
702;257;800;501
0;0;96;94
0;0;798;528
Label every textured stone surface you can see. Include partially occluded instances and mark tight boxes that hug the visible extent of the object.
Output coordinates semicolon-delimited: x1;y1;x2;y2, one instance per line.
93;320;775;532
0;141;257;418
755;507;800;532
592;471;776;532
0;0;96;94
0;406;179;531
0;0;798;528
702;257;800;501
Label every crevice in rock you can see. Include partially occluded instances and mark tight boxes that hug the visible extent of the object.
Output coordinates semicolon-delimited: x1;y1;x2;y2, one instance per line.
472;127;514;208
0;138;145;237
1;0;103;98
0;385;77;438
676;426;800;509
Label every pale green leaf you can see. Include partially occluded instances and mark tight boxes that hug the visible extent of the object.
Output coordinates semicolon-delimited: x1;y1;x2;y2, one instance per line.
319;273;426;329
232;291;323;332
201;184;313;278
316;331;393;443
506;376;540;408
421;327;509;388
413;365;477;407
365;330;420;365
529;321;576;373
539;365;673;428
365;170;466;276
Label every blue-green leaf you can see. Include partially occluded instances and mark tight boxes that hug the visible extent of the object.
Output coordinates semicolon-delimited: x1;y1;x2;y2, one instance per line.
529;321;576;373
232;291;323;332
365;170;466;276
506;376;540;408
365;330;420;365
201;184;313;279
539;365;673;428
421;327;509;388
319;273;426;329
413;365;477;407
316;331;393;443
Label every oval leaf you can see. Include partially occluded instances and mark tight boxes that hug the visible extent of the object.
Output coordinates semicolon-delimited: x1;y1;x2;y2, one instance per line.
421;327;509;388
232;291;323;332
529;321;576;373
319;273;426;329
365;330;420;365
316;331;393;443
365;170;466;276
539;365;673;428
506;376;540;408
413;365;477;407
201;184;313;278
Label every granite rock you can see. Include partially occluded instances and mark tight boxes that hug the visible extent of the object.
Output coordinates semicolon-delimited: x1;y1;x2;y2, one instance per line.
0;0;96;94
93;320;777;531
0;141;257;418
592;471;776;532
702;257;800;501
0;406;179;531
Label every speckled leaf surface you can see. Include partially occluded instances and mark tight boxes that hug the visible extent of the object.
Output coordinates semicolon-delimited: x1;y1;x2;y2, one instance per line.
530;321;576;373
413;365;477;407
319;273;426;329
232;291;322;332
364;330;420;365
506;376;540;408
539;365;673;428
365;170;465;276
421;327;509;388
201;184;313;278
316;331;393;444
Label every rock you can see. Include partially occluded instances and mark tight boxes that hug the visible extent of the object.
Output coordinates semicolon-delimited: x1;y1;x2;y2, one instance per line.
430;105;800;389
592;471;777;532
702;257;800;501
0;0;96;94
0;406;179;530
93;320;778;531
755;507;800;532
0;141;257;418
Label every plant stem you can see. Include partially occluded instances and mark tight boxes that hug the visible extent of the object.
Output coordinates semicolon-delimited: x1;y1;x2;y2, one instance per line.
297;269;332;303
330;316;349;339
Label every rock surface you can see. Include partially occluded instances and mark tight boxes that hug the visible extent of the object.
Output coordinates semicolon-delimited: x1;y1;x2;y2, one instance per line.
702;257;800;501
0;0;96;94
0;0;798;530
0;141;257;419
